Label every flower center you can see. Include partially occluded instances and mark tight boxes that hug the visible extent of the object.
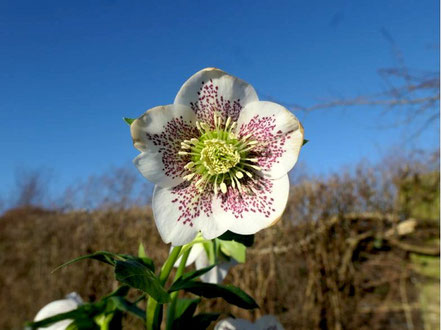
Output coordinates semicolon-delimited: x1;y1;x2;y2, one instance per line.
200;139;240;175
178;114;261;195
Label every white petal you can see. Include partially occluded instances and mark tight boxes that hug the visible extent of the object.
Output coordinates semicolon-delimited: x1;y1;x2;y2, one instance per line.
34;297;80;330
214;318;255;330
216;175;290;235
152;184;202;246
236;101;304;179
132;104;198;188
255;315;285;330
152;174;288;245
194;249;237;284
174;68;259;124
173;243;205;267
153;178;235;245
198;201;231;241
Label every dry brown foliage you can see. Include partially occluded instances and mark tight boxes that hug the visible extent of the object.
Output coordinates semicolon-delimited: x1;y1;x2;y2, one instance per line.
0;153;439;329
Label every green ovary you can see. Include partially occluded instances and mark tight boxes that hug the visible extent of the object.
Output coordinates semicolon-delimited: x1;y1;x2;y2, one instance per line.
200;139;240;175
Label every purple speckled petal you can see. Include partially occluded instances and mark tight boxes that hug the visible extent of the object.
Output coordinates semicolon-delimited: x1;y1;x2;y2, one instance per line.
236;101;304;180
132;104;199;188
174;68;259;126
152;174;289;246
153;180;229;246
216;174;290;235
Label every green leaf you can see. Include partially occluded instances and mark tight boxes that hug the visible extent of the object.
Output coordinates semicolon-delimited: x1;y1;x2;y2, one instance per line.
137;243;155;272
189;313;220;329
102;285;130;300
66;317;100;330
114;259;170;303
169;265;216;292
302;139;309;146
138;242;147;258
218;240;246;263
52;251;120;273
119;254;155;272
108;296;146;320
218;231;254;247
174;298;200;321
123;117;135;125
171;298;201;330
170;299;205;330
169;281;258;309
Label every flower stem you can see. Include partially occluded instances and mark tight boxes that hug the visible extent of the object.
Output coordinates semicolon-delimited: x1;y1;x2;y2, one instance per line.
146;246;182;330
166;247;192;330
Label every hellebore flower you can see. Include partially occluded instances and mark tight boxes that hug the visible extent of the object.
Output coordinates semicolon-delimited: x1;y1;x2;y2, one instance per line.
131;68;304;246
173;242;238;284
214;315;284;330
34;292;83;330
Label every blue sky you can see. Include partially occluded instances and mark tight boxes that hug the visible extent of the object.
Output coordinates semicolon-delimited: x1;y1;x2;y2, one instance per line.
0;0;439;198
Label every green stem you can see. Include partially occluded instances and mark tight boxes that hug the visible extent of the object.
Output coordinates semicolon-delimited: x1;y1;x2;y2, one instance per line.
95;313;113;330
146;246;182;330
166;247;192;330
160;246;183;285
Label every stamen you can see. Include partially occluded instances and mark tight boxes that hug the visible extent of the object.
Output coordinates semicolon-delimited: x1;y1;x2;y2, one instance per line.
234;176;242;192
220;182;227;194
242;133;253;140
200;122;210;132
243;163;262;171
235;171;244;179
243;170;253;178
178;151;199;156
183;173;196;181
181;142;191;149
213;175;218;196
195;175;207;187
178;116;262;194
238;145;258;153
229;173;236;188
225;116;231;130
184;162;195;169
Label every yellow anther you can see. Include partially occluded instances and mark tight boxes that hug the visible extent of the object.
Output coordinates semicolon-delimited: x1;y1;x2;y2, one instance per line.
183;173;196;181
225;116;231;129
181;142;191;149
220;182;227;194
244;170;253;178
184;162;195;169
